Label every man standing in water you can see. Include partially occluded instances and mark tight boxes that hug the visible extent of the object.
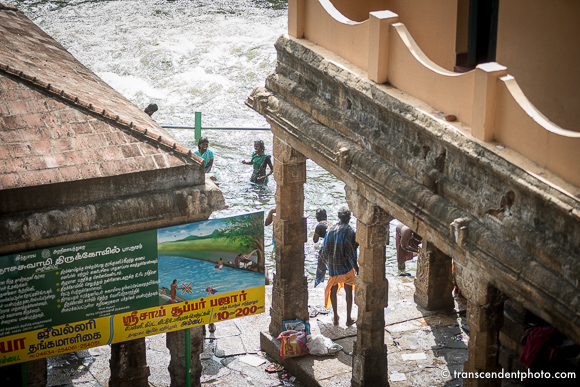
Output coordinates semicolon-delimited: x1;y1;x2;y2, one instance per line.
395;221;422;274
313;208;331;243
320;206;358;326
144;103;158;116
313;208;332;288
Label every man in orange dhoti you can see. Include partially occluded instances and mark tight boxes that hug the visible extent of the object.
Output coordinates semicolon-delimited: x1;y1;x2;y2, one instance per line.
319;206;359;326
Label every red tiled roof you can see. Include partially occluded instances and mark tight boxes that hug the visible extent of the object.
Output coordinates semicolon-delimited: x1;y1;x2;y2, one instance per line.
0;4;202;190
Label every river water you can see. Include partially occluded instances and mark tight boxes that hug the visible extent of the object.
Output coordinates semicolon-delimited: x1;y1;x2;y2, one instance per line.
8;0;414;279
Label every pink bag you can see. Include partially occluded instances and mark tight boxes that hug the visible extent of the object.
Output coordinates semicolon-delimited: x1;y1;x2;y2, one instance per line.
277;330;309;359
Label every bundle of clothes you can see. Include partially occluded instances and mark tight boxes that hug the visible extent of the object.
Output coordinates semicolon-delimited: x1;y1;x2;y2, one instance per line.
519;325;580;386
276;318;342;359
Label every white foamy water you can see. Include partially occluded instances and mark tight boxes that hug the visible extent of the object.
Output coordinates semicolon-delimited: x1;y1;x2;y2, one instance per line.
9;0;411;278
13;0;285;127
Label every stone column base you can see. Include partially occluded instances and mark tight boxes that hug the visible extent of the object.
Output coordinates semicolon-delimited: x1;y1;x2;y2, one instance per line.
109;338;150;387
166;326;204;387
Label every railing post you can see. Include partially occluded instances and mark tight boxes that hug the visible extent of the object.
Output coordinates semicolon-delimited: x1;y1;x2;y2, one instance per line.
472;62;508;142
20;363;26;387
194;112;202;141
185;328;191;387
368;11;399;84
288;0;306;39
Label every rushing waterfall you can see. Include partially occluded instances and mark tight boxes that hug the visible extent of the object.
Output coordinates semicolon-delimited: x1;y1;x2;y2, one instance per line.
8;0;411;279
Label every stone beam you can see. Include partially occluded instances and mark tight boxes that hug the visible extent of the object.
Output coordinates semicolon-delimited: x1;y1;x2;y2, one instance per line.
0;164;206;215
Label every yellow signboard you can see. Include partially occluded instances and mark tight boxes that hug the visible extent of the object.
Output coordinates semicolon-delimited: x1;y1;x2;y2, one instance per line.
0;286;264;365
113;286;265;343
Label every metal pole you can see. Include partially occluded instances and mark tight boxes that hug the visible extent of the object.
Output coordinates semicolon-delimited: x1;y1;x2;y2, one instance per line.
20;363;26;387
185;328;191;387
162;125;269;131
194;112;202;141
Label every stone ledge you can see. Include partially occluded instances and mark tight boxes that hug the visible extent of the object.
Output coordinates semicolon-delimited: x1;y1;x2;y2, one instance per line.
260;331;352;387
0;165;205;215
0;176;226;254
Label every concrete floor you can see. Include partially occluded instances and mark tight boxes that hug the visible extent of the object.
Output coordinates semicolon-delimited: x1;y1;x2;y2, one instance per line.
46;275;470;386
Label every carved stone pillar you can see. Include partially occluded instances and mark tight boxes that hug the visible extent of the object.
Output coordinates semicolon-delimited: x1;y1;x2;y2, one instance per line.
109;338;150;387
414;241;454;310
166;326;205;387
452;220;504;386
26;358;47;387
269;135;308;336
347;188;391;387
462;282;505;387
0;359;46;387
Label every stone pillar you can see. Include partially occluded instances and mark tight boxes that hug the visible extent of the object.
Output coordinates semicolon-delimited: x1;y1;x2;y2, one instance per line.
414;241;454;311
368;10;399;84
347;188;391;387
26;358;47;387
109;338;150;387
269;135;308;336
463;283;505;387
0;359;46;387
166;326;205;387
498;299;527;373
471;62;508;142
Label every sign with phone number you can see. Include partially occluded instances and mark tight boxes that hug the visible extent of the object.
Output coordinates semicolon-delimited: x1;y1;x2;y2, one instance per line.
0;286;264;365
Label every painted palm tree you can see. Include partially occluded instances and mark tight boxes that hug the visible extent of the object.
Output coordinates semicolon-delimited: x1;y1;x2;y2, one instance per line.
218;212;265;272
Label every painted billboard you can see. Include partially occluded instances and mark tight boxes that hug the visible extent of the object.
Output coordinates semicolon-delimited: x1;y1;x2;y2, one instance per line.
0;212;265;366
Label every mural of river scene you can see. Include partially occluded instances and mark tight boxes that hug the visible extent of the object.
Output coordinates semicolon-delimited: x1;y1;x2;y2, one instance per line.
156;212;265;304
158;257;264;302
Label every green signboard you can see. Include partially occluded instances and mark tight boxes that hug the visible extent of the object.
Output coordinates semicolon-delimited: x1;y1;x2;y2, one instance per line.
0;212;265;366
